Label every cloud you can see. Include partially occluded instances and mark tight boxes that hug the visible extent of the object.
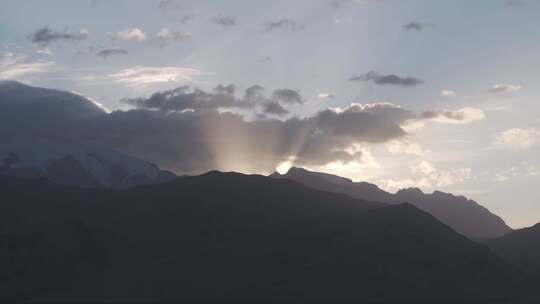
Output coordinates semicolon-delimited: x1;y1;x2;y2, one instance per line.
213;16;236;26
349;71;424;87
96;48;128;58
493;128;540;149
335;104;484;133
495;164;538;182
0;52;55;80
262;101;289;116
317;93;335;100
441;90;456;97
402;22;431;31
121;85;247;112
156;28;191;47
420;107;485;124
1;82;412;174
264;19;305;32
488;84;523;93
245;84;265;100
272;89;303;104
108;66;203;88
30;26;88;45
121;84;304;115
2;83;490;175
34;47;53;56
386;140;425;156
111;28;147;42
380;161;472;191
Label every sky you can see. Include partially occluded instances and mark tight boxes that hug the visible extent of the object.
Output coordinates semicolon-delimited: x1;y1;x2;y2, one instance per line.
1;0;539;228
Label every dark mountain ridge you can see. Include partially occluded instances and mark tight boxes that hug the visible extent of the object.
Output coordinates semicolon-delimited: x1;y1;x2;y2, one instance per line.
271;167;512;239
487;223;540;276
0;172;533;303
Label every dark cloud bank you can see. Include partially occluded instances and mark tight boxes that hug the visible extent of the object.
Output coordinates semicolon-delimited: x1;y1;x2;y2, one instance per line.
30;26;88;45
0;81;459;174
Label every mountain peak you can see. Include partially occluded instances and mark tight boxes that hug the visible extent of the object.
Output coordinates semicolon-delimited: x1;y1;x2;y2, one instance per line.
396;187;424;196
0;142;176;189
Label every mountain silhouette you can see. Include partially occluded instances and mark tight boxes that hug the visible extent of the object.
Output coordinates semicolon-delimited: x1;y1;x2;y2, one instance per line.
0;172;531;303
487;223;540;276
0;142;176;188
271;167;512;239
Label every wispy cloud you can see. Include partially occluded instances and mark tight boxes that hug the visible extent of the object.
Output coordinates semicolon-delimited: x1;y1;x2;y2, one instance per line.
493;128;540;149
420;107;485;124
109;66;203;88
441;90;457;97
488;84;523;94
0;52;55;80
317;93;335;100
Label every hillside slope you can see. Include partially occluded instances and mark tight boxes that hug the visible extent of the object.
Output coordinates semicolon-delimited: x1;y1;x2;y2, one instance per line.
0;172;528;303
271;167;512;239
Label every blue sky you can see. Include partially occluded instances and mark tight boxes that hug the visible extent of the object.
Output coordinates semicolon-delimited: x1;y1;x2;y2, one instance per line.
1;0;539;228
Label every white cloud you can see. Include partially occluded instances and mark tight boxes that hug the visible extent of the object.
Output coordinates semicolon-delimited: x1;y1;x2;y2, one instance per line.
0;52;55;80
379;161;472;192
495;166;519;182
493;128;540;149
495;164;540;182
111;28;147;42
411;161;437;175
386;140;426;156
156;28;191;47
440;90;456;97
34;47;53;56
488;84;523;94
426;107;486;124
317;93;335;99
109;66;203;88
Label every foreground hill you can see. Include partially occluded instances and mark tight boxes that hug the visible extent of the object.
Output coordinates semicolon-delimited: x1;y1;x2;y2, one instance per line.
0;172;531;303
271;167;512;239
487;223;540;275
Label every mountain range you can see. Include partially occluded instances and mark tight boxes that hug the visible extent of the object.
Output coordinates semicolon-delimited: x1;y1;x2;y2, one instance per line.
0;172;533;303
271;167;512;239
0;142;176;189
1;80;539;302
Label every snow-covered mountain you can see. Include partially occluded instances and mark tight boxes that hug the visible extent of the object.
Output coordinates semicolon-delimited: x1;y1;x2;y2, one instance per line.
0;142;176;188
